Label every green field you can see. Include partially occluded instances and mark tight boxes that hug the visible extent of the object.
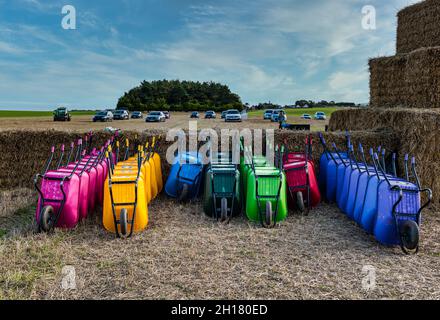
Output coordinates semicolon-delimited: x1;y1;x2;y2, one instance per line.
0;110;96;118
248;107;340;118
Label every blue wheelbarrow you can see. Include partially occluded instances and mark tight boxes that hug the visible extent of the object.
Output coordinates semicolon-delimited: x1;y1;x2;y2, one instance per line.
165;152;204;202
372;153;431;254
318;133;350;203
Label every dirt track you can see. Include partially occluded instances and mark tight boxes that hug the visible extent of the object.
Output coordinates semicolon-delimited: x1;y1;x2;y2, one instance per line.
0;113;327;132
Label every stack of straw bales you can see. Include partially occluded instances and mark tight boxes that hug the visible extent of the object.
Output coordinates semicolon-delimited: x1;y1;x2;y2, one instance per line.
331;0;440;206
370;0;440;109
370;47;440;108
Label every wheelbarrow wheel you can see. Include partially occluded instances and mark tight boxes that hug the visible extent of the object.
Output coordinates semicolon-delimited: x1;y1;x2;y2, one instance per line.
178;184;189;202
220;198;228;222
39;206;55;233
296;191;305;213
119;208;128;237
400;220;419;252
265;201;273;227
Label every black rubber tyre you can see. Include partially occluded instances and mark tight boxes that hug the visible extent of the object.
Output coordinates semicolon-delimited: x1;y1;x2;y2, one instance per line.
296;191;305;213
178;184;189;202
39;206;55;233
400;220;419;251
265;201;273;227
119;208;128;236
220;198;228;222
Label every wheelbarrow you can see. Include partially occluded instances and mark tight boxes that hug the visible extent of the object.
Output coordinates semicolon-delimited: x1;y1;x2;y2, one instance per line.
35;139;92;232
318;131;350;201
203;152;241;222
245;147;287;228
165;151;204;201
318;133;351;203
282;136;320;214
368;153;431;253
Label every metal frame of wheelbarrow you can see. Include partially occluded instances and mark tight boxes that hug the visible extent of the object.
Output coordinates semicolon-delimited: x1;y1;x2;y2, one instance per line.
374;153;432;254
282;138;313;215
34;140;90;233
106;147;142;238
250;154;283;229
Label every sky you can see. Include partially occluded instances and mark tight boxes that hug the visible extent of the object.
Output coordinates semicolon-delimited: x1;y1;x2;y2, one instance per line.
0;0;420;110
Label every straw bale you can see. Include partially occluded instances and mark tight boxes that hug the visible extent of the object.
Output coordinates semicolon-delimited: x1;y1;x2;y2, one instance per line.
397;0;440;54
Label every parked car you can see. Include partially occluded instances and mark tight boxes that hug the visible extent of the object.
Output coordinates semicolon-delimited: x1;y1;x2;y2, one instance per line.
146;111;166;122
263;109;274;120
314;112;327;120
93;110;113;122
131;111;143;119
190;112;200;119
163;111;170;119
301;114;312;120
113;109;129;120
53;107;71;122
271;110;284;122
205;111;216;119
221;111;228;119
225;109;242;122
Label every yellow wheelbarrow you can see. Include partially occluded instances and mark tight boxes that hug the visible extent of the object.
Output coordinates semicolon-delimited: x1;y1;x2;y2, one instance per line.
103;146;148;238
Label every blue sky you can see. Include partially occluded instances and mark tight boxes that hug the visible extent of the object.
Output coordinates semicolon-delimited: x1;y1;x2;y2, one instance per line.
0;0;419;110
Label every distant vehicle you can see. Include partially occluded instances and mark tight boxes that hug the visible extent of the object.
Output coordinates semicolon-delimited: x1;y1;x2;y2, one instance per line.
113;109;129;120
301;114;312;120
93;110;113;122
146;111;166;122
271;110;284;122
131;111;143;119
190;111;200;119
264;109;274;120
225;109;242;122
221;111;228;119
314;112;327;120
53;107;71;122
205;111;216;119
163;111;170;119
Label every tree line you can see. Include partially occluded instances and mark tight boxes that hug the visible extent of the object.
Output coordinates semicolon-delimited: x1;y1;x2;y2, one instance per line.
117;80;243;112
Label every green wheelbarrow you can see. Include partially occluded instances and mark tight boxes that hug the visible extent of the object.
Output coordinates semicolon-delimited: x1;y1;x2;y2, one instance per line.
203;155;241;222
244;146;288;228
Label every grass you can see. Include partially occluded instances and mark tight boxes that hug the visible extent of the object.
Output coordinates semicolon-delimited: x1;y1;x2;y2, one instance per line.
0;110;96;118
248;107;341;118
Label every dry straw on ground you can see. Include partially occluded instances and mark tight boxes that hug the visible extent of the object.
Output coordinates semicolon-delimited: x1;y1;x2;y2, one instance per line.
1;196;439;300
397;0;440;54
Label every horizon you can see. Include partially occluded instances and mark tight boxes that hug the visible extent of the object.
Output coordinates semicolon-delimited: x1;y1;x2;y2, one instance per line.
0;0;418;111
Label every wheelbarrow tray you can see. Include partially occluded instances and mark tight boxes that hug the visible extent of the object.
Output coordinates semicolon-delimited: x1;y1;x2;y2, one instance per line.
56;167;90;219
165;152;204;199
65;164;98;213
103;173;148;234
374;180;420;246
359;175;404;234
245;168;287;223
203;165;241;218
283;160;320;208
319;152;348;200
